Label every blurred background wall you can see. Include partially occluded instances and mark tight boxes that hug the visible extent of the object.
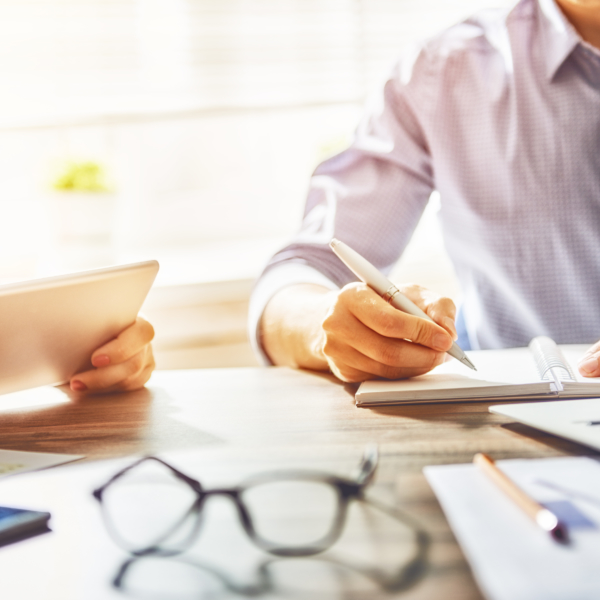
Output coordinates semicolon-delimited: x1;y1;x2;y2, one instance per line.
0;0;512;369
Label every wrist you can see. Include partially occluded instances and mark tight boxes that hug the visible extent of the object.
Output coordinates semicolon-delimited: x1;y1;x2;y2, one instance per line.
260;284;334;371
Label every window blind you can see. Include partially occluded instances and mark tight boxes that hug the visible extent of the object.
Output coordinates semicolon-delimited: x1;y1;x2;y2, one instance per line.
0;0;513;125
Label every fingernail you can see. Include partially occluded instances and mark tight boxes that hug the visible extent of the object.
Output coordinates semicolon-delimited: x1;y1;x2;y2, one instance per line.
92;354;110;368
433;334;451;351
71;380;87;392
442;317;458;339
579;357;598;375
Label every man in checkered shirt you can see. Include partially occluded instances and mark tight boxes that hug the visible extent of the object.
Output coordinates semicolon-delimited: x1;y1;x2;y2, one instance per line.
250;0;600;383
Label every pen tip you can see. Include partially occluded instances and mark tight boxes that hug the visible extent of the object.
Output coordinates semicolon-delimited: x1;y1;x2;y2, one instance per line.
551;524;569;544
461;356;477;371
330;238;340;248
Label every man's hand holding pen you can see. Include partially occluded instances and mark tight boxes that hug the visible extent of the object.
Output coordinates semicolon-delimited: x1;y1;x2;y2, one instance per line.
260;239;469;383
319;282;457;383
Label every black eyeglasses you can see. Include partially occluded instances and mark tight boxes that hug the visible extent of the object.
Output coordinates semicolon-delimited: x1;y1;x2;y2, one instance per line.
93;446;378;558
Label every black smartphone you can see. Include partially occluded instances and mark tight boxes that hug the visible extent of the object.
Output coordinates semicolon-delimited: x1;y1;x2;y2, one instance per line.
0;506;51;546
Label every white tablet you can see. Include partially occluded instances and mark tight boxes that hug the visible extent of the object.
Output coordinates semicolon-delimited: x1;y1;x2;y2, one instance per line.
0;260;159;396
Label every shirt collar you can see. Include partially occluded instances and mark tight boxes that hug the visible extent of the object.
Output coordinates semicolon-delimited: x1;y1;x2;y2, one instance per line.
536;0;580;80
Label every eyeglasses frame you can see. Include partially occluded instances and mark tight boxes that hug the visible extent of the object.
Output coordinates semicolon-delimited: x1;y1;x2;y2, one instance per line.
93;446;378;558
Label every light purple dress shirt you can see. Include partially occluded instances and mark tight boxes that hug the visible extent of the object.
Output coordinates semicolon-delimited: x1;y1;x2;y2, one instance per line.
249;0;600;363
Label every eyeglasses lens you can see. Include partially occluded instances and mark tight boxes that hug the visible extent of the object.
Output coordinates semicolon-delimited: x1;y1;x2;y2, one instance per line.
102;460;200;553
242;480;340;548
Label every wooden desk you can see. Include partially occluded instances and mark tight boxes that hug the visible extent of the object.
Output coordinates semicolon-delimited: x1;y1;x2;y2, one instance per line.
0;367;590;599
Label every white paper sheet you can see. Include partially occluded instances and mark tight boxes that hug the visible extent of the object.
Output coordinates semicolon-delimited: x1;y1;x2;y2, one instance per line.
491;398;600;453
424;457;600;600
0;449;82;477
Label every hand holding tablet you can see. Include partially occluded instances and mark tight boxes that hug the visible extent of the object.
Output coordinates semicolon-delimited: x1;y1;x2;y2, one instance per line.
0;260;159;397
70;315;156;393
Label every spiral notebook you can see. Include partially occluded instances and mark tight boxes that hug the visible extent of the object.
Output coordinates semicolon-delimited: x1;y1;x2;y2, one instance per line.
356;337;600;406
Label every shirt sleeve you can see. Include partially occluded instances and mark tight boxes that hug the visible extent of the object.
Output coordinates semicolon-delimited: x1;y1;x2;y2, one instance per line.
249;44;437;363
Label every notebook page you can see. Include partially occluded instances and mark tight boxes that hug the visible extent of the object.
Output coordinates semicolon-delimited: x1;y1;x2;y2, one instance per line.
434;347;541;384
356;347;546;403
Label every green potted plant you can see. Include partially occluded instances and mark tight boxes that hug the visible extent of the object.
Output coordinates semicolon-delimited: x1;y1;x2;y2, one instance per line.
50;160;116;243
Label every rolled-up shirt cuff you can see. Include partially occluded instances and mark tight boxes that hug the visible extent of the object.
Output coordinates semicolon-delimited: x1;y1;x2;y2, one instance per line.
248;263;340;365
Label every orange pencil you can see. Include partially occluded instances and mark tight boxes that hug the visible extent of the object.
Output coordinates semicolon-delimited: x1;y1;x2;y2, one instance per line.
473;453;568;544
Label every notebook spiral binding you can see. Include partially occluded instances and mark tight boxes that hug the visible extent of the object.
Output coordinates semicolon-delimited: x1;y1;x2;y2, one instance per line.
529;336;575;383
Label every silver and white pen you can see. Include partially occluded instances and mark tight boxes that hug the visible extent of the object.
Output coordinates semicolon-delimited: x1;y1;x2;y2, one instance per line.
330;238;476;371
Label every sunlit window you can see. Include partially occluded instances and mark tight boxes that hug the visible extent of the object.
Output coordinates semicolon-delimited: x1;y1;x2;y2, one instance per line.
0;0;512;288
